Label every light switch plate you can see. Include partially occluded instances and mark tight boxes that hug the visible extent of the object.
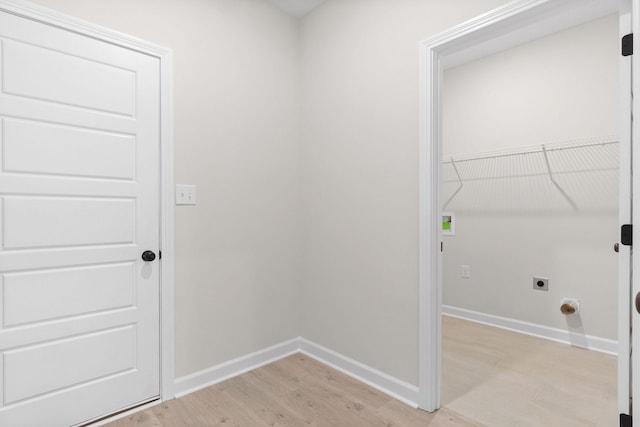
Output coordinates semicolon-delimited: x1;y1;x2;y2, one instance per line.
176;184;197;205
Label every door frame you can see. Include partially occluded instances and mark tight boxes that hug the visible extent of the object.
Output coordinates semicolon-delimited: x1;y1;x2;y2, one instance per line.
418;0;623;412
0;0;175;402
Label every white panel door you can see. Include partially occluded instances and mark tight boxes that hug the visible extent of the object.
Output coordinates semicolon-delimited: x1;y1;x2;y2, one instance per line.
0;9;161;427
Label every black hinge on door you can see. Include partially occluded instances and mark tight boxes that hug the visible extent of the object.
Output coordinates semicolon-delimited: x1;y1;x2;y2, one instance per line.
620;413;632;427
622;224;633;246
159;250;162;260
623;33;633;56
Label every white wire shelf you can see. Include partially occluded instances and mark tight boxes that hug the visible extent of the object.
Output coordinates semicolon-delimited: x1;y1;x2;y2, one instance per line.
441;136;619;212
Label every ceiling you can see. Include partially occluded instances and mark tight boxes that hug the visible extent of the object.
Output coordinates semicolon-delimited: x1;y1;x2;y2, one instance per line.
267;0;327;17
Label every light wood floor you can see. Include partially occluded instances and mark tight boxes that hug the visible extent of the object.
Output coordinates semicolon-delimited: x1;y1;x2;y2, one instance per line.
104;354;475;426
442;316;617;427
104;317;616;426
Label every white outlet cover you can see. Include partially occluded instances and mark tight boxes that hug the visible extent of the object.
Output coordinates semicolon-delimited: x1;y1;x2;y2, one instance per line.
176;184;197;205
460;265;471;278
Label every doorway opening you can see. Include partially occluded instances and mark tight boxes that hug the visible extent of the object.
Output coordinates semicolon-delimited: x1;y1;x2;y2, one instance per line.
417;0;627;418
439;14;619;423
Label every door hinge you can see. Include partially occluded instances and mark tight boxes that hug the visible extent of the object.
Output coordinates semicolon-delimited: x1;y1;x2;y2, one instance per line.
159;250;162;260
622;224;633;246
620;413;632;427
623;33;633;56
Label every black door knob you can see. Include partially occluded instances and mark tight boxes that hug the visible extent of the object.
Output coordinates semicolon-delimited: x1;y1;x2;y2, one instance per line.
141;250;156;262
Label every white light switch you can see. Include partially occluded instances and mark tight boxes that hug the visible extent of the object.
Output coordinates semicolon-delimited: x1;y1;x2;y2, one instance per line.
176;184;197;205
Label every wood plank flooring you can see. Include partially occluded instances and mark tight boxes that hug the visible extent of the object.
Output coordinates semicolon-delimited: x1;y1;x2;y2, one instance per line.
104;316;616;426
442;316;617;427
104;354;475;427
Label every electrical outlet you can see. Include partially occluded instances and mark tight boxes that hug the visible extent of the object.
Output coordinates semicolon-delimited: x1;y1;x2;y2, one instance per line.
176;184;197;205
460;265;471;279
533;277;549;291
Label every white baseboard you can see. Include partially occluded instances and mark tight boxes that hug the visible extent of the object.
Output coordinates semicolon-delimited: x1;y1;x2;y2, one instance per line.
173;337;420;408
298;338;420;408
442;305;618;355
173;338;300;398
172;310;615;408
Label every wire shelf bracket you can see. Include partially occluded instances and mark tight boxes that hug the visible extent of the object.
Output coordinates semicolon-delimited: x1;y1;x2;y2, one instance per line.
442;158;463;210
541;144;579;211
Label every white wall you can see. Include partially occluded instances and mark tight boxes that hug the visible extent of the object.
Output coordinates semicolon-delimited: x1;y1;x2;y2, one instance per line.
443;14;619;157
442;15;619;340
299;0;511;385
29;0;302;378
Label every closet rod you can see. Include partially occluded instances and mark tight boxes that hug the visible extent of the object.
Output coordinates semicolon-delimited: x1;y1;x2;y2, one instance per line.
442;139;618;165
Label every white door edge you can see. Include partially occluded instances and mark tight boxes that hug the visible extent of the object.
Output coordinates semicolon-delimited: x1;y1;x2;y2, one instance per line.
418;0;624;413
618;0;632;418
631;1;640;423
0;0;175;403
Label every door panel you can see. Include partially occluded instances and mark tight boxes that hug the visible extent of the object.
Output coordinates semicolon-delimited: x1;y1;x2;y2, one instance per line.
4;326;136;404
3;263;135;326
3;118;136;180
1;39;136;116
3;197;136;249
0;9;160;427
